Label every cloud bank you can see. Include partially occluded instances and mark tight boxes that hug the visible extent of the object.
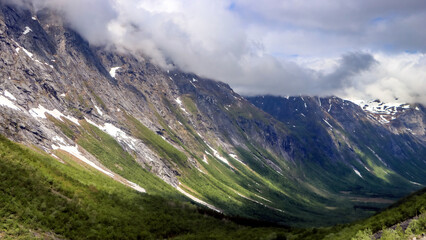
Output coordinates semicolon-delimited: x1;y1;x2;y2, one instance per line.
8;0;426;103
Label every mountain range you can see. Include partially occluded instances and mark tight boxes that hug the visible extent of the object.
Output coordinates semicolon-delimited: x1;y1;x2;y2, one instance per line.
0;2;425;239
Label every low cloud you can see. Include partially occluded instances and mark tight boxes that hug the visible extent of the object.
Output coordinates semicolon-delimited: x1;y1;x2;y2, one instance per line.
6;0;426;104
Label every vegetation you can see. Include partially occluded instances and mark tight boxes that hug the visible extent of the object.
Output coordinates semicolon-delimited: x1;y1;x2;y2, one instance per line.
0;129;425;239
0;134;297;239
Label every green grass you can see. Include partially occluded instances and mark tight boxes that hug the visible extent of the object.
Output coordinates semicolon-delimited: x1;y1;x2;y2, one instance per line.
124;113;189;168
0;129;425;239
76;120;177;196
0;134;299;239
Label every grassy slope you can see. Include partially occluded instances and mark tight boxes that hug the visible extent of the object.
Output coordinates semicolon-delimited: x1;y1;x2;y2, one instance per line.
0;134;298;239
288;187;426;240
0;128;424;239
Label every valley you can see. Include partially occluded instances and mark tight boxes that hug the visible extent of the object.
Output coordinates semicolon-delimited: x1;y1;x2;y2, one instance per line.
0;1;425;239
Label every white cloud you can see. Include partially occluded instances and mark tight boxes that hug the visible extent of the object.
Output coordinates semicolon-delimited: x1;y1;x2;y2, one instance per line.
7;0;426;103
341;53;426;104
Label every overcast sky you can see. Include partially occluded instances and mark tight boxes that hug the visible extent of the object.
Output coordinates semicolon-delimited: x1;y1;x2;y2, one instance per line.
15;0;426;103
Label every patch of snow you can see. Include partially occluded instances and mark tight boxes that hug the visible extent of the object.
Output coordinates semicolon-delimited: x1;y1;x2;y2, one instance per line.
229;153;245;165
0;96;20;111
29;105;80;126
205;143;230;166
346;98;411;116
409;181;422;186
32;17;37;20
23;26;32;35
175;97;189;114
109;67;121;78
52;135;67;145
415;106;420;111
353;168;363;178
52;144;114;177
4;90;17;101
60;93;66;97
176;185;221;212
50;153;65;164
85;118;138;151
379;115;390;124
192;78;198;82
323;119;334;129
21;47;34;58
202;154;208;164
233;190;284;213
126;180;146;193
94;105;103;116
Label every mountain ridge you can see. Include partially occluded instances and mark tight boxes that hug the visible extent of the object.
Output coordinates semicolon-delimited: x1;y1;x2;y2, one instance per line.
0;1;425;231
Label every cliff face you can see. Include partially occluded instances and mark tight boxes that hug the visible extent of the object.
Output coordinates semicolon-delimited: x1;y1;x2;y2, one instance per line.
0;2;425;227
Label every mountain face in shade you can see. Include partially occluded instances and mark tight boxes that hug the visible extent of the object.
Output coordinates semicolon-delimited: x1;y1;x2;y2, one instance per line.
0;2;425;230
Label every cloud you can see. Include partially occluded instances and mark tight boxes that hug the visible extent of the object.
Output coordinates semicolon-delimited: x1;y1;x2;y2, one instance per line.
6;0;426;104
341;53;426;104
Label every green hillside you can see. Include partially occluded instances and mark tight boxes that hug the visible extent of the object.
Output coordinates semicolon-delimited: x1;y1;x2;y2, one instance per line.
0;133;425;239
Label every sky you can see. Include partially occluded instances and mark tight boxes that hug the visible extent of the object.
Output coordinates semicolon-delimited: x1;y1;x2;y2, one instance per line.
12;0;426;103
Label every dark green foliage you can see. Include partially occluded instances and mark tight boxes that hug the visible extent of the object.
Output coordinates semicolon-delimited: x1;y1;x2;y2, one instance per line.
0;134;296;239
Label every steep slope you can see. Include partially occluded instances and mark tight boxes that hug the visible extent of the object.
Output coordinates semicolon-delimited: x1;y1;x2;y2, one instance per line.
0;2;425;229
0;134;297;239
248;95;426;182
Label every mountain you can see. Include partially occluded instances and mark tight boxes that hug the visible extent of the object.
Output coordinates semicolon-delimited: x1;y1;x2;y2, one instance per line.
0;1;425;237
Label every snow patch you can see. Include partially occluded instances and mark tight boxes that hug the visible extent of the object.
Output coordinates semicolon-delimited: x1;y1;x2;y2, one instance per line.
23;26;32;35
109;67;121;78
175;97;189;114
29;105;80;126
346;98;411;116
202;154;208;164
353;168;363;178
21;47;34;58
52;135;67;145
205;143;230;166
94;105;103;116
52;144;114;177
126;180;146;193
4;90;17;101
85;118;138;151
229;153;245;165
409;181;422;186
176;185;220;212
0;96;20;111
323;119;333;128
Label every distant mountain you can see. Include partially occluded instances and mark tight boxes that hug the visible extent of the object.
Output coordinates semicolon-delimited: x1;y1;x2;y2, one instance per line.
0;2;425;237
